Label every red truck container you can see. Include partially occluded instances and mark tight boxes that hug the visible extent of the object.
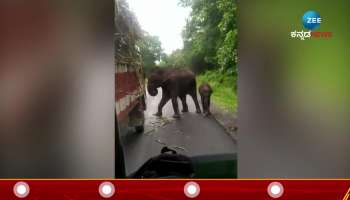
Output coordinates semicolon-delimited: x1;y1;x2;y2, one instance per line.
115;0;146;133
115;61;145;132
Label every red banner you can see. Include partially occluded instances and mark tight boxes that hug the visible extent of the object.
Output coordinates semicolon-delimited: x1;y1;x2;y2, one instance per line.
0;179;349;199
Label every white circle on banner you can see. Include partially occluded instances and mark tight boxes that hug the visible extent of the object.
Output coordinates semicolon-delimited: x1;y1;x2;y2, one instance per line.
99;182;115;198
184;182;200;198
13;182;30;198
267;182;284;198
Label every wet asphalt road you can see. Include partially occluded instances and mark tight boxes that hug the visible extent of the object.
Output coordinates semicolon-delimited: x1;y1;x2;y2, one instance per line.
121;88;237;175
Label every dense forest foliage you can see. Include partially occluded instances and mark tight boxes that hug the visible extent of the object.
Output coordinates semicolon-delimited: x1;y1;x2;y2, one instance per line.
179;0;237;74
137;34;162;75
181;0;238;111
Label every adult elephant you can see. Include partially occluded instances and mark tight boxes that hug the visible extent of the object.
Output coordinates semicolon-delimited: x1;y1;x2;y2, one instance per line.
147;68;201;118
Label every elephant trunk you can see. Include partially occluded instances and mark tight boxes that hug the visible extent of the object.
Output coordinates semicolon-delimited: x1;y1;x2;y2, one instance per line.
147;83;158;96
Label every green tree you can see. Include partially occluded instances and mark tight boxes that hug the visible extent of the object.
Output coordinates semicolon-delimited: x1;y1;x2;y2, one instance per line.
182;0;220;72
179;0;237;74
138;33;163;75
179;0;238;111
217;0;237;75
159;49;187;68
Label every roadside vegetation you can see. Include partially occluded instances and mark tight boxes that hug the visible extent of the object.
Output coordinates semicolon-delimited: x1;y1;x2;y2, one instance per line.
197;69;237;112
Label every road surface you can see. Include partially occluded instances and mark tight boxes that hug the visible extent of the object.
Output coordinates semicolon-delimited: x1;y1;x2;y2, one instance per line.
121;88;237;175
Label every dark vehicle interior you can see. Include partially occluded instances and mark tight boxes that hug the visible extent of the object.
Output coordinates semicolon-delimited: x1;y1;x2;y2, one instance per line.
116;114;237;179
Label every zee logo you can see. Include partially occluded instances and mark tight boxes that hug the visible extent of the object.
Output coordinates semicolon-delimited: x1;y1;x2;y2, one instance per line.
302;11;321;30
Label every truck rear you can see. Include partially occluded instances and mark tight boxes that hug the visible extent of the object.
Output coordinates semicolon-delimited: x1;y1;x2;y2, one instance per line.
115;0;146;134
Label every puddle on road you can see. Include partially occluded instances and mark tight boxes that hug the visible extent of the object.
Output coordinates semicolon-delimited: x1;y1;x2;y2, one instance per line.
144;116;174;135
144;116;188;153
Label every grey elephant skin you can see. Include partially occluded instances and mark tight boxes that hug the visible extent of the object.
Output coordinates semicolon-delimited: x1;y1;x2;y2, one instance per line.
147;68;201;118
199;83;213;116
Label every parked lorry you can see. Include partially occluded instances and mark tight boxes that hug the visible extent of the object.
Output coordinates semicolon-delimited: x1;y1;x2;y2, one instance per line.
115;0;146;134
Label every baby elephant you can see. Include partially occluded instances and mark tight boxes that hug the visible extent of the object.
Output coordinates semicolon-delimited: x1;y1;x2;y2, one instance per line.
199;83;213;116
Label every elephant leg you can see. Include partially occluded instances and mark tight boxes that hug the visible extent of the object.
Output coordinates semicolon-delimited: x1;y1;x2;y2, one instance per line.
154;95;170;117
190;92;201;114
180;95;188;112
200;95;207;114
171;97;180;118
207;97;211;115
